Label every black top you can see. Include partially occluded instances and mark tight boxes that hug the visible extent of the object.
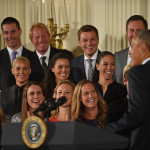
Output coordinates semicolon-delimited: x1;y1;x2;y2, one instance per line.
95;80;127;105
0;84;25;121
105;96;128;124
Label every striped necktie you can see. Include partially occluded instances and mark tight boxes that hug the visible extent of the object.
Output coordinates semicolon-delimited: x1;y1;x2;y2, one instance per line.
87;59;93;81
41;56;48;72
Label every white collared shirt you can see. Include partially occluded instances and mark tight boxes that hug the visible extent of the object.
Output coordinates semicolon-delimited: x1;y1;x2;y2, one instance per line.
142;57;150;64
7;45;23;64
127;47;132;65
84;50;98;79
36;45;51;66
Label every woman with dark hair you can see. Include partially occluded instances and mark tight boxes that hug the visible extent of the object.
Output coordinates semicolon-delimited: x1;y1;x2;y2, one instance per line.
71;79;107;128
11;81;45;122
42;53;73;100
93;51;127;106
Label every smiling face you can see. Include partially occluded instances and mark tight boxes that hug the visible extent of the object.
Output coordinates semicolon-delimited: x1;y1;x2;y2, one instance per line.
81;83;98;109
79;30;99;58
51;59;70;84
12;60;31;86
27;85;44;110
56;83;74;107
30;27;50;55
2;23;22;50
96;55;115;80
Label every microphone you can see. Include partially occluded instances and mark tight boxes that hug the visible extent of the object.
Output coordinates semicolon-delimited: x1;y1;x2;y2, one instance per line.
33;96;67;116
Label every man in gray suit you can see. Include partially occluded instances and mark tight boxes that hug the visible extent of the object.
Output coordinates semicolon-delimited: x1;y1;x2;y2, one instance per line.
114;15;148;85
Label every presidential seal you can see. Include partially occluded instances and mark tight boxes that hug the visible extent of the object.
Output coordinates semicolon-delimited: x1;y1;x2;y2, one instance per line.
22;116;47;149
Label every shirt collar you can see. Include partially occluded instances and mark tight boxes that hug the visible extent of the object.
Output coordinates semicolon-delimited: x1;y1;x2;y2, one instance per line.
7;45;23;56
142;57;150;64
36;45;50;59
84;49;98;60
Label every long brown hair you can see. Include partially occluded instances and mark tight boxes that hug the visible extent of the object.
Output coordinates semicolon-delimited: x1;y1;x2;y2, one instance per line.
21;81;45;122
71;79;107;128
0;108;6;129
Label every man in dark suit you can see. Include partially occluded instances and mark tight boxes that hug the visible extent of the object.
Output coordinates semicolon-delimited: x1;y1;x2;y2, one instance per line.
114;15;148;85
0;57;31;122
0;17;32;90
105;30;150;150
29;23;73;83
71;25;100;84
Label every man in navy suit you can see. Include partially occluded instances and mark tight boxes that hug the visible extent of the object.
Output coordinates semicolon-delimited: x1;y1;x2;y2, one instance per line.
114;15;148;85
105;30;150;150
0;17;32;90
71;25;100;84
29;23;73;83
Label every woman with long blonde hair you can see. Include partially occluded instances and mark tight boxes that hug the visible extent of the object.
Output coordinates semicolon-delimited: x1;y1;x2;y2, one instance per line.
49;80;75;122
71;79;107;128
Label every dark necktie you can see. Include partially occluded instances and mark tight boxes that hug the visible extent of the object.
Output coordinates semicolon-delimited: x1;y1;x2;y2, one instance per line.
87;59;93;81
12;51;17;63
16;86;24;113
41;56;48;72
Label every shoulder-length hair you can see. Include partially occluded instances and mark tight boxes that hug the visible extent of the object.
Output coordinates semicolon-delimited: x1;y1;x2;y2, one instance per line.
71;79;107;128
50;80;75;117
21;81;44;122
42;53;72;100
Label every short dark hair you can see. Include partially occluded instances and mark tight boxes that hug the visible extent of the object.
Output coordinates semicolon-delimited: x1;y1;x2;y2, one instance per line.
1;17;21;31
126;15;148;31
77;25;99;41
136;30;150;52
96;51;114;64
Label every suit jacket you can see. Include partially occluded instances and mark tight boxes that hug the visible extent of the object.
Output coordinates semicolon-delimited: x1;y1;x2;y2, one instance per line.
0;47;32;90
114;48;129;85
29;46;73;83
71;50;100;84
104;61;150;150
0;84;24;121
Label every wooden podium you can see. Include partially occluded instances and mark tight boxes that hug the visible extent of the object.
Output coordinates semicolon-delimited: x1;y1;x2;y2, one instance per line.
1;121;129;150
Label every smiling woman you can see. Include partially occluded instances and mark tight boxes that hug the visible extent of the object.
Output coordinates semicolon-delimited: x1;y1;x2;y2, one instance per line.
71;79;107;128
42;52;74;100
93;51;127;106
11;81;45;123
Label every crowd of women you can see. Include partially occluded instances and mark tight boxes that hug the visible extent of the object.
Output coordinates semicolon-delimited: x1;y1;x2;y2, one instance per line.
0;50;129;131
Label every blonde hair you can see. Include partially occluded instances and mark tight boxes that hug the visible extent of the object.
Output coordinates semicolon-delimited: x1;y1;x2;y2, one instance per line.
29;23;50;40
53;80;75;98
123;63;132;80
12;56;31;68
50;80;75;117
71;79;107;128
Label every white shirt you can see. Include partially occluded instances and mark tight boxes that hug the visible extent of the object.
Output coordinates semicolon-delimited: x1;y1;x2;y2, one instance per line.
36;46;51;66
127;47;132;65
142;57;150;64
84;50;98;79
7;45;23;64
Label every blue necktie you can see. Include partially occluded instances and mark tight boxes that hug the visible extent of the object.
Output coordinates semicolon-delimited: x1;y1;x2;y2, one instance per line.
12;51;17;63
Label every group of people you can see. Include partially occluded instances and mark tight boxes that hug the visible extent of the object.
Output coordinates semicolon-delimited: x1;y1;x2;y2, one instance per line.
0;14;149;150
